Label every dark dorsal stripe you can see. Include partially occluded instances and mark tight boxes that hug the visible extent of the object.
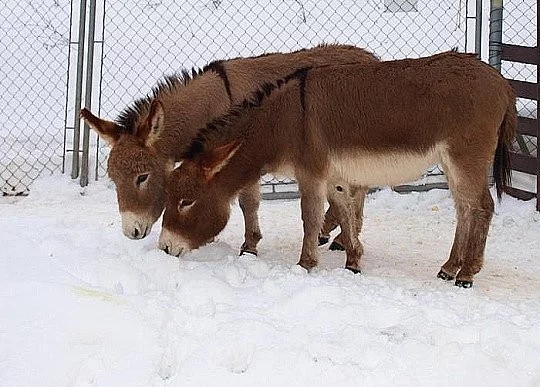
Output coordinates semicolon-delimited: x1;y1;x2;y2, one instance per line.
183;66;312;159
204;60;233;103
296;67;309;113
115;45;334;134
282;67;309;112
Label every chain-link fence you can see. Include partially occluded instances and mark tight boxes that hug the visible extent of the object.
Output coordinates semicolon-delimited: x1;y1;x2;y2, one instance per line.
2;0;493;196
79;0;476;196
0;0;71;195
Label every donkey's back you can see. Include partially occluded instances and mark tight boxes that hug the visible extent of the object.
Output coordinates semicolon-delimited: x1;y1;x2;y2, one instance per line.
298;52;514;188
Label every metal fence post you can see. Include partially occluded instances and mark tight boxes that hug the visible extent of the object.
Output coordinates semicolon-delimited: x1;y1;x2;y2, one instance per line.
80;0;98;187
475;0;483;55
488;0;503;70
70;0;88;179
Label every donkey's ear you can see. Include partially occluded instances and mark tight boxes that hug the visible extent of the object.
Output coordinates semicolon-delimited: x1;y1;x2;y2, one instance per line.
80;108;120;146
200;141;241;181
140;99;165;147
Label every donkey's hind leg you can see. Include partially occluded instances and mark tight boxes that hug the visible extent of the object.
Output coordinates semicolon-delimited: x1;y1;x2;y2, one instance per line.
440;159;494;287
296;174;326;271
238;182;263;256
454;186;494;287
438;203;468;281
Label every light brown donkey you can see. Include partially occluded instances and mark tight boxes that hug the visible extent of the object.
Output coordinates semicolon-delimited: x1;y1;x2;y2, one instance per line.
159;51;516;288
80;44;376;255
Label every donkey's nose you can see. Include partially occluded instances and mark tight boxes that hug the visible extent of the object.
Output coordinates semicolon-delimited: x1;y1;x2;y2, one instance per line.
132;227;140;239
163;245;170;255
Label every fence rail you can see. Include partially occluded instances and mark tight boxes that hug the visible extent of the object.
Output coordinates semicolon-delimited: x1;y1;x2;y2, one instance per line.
488;0;539;210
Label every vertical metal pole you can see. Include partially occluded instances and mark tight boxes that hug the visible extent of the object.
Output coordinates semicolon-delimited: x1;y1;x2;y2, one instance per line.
71;0;88;179
80;0;98;187
464;0;469;51
95;0;108;181
488;0;503;70
475;0;483;55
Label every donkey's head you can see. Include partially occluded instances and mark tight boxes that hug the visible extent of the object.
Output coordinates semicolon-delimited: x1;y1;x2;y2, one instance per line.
158;141;241;256
80;100;172;239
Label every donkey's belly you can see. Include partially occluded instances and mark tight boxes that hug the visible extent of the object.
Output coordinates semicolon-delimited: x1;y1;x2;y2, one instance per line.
329;145;443;187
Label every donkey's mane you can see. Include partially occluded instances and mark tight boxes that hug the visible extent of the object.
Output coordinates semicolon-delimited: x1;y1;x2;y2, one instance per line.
114;61;231;134
183;67;310;159
114;44;357;134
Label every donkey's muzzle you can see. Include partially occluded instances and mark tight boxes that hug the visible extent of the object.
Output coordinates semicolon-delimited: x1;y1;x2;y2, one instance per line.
121;211;153;240
159;242;185;257
125;224;148;239
158;228;190;257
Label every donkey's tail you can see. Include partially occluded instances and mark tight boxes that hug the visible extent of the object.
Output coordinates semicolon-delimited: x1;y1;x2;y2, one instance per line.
493;95;517;200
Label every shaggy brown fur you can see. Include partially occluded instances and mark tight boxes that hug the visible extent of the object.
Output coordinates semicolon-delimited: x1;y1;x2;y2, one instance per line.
159;51;516;287
80;44;378;252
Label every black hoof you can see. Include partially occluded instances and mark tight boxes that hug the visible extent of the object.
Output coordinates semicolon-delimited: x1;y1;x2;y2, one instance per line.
240;249;257;257
239;242;258;256
437;270;455;281
318;235;330;246
329;241;345;251
455;279;473;288
345;266;362;274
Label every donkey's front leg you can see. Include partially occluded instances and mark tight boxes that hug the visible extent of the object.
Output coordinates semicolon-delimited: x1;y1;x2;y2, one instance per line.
296;175;326;271
319;203;339;246
329;183;368;253
238;182;263;256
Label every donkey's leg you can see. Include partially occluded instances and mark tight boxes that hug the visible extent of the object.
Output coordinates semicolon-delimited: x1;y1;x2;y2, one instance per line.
353;186;368;238
319;203;339;246
438;160;467;281
324;182;364;273
325;180;352;251
438;206;467;281
440;158;494;287
238;182;263;256
296;175;326;271
332;185;367;253
342;185;367;273
454;186;494;287
324;182;345;250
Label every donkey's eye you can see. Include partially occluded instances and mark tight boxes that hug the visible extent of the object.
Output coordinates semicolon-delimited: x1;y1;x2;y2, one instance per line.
136;173;149;187
178;199;195;211
336;185;344;192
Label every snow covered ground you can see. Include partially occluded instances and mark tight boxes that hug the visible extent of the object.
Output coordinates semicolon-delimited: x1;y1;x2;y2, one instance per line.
1;175;539;386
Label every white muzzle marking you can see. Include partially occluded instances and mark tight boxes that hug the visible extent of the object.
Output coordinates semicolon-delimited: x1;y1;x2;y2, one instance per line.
121;211;154;240
158;228;191;257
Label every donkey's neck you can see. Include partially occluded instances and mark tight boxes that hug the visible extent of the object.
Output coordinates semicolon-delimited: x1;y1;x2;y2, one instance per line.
211;151;266;202
190;79;301;203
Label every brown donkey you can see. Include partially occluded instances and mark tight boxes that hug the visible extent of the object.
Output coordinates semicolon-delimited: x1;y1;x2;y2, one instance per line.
80;44;376;255
159;51;516;288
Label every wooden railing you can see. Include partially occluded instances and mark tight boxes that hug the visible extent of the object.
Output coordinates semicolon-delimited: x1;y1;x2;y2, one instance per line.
501;42;539;210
